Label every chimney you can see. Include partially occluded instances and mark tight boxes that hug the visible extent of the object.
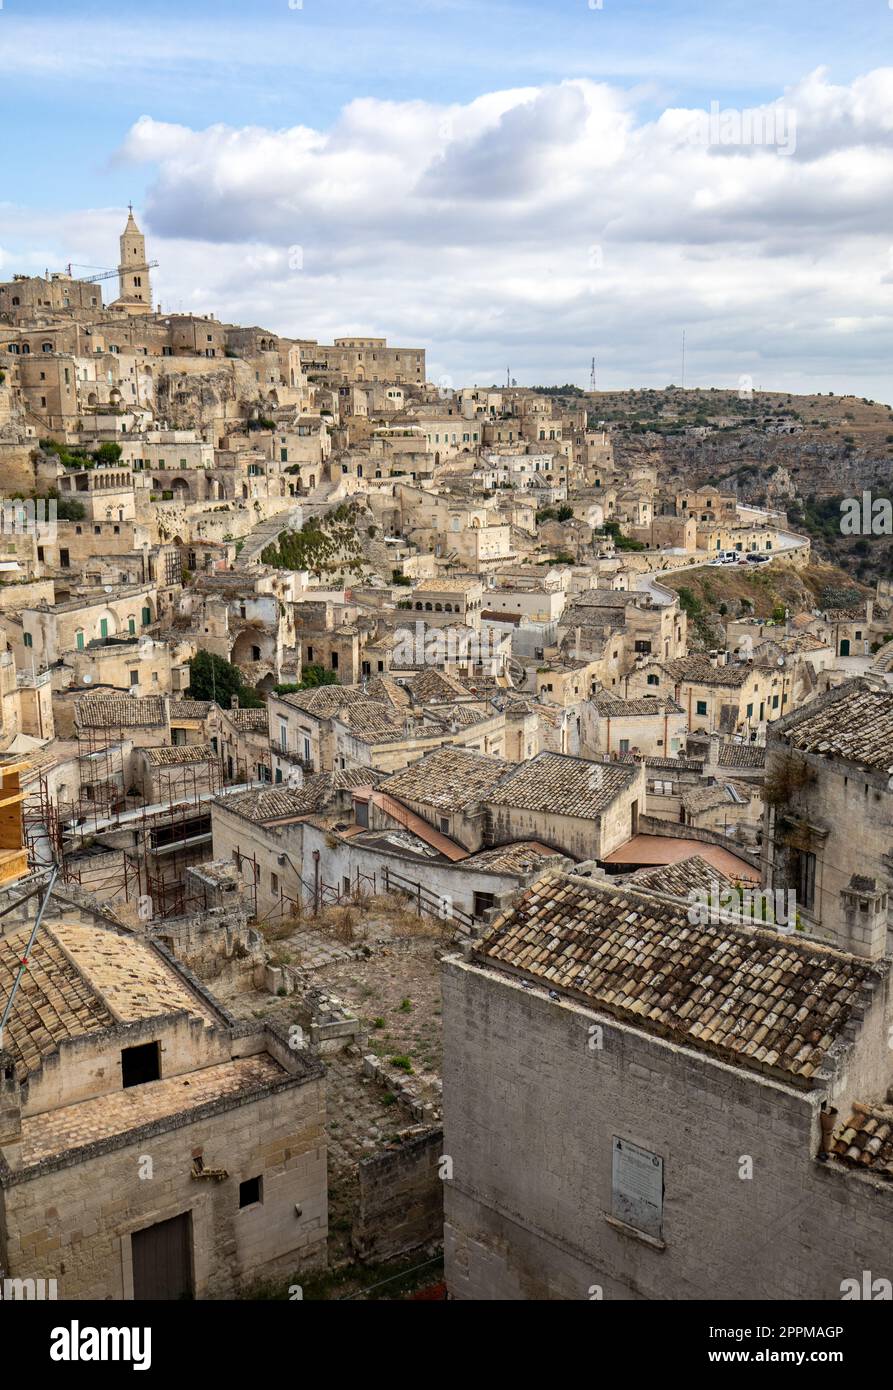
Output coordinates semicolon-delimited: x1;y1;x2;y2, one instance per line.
230;694;239;709
840;876;888;959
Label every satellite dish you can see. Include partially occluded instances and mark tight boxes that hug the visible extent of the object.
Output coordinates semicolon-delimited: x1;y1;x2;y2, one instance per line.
82;674;92;684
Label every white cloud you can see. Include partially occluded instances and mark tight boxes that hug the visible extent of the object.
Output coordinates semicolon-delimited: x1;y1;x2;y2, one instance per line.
4;70;893;397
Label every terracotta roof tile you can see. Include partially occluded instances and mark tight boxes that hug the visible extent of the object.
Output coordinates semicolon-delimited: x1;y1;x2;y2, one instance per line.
488;751;638;818
779;682;893;772
831;1101;893;1178
381;745;510;813
476;873;882;1085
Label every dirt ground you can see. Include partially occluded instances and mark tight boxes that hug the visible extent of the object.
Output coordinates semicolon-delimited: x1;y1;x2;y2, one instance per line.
215;899;448;1267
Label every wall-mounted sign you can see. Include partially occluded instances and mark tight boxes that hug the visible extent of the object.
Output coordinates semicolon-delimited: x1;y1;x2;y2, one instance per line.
612;1136;663;1239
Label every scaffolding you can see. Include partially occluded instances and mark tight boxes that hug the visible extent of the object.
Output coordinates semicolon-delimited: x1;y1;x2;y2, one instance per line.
23;740;232;921
74;724;128;830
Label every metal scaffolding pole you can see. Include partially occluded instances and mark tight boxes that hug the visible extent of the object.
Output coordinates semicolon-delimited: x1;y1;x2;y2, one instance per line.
0;864;59;1048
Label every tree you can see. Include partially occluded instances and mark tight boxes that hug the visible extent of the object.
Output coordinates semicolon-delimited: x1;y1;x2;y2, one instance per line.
94;441;122;464
187;651;263;708
274;666;339;693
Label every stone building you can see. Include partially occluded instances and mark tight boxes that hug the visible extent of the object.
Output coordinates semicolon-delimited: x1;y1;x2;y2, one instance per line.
761;678;893;957
442;870;893;1300
584;690;687;759
376;745;644;862
0;918;326;1298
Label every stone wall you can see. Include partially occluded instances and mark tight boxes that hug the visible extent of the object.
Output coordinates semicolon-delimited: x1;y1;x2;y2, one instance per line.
0;1066;327;1299
352;1127;444;1262
442;954;893;1301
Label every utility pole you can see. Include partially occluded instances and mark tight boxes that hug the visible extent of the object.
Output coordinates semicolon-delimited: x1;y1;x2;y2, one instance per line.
681;330;686;390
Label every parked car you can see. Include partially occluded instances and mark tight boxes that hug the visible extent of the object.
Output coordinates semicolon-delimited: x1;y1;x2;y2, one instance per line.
746;553;771;564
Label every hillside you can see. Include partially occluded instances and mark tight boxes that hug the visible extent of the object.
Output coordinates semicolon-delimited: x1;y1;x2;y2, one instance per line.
660;558;875;650
536;385;893;584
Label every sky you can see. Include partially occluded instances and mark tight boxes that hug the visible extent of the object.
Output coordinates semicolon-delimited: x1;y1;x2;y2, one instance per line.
1;0;893;400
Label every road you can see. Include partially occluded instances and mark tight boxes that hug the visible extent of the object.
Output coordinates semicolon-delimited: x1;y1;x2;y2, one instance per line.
633;511;809;606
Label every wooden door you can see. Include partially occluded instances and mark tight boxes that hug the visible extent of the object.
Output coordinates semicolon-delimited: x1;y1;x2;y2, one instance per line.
131;1213;193;1300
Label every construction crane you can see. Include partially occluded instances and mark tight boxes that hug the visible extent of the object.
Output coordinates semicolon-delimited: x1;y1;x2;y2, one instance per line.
62;261;159;283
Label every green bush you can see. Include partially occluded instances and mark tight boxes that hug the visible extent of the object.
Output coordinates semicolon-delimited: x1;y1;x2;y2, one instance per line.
187;651;264;708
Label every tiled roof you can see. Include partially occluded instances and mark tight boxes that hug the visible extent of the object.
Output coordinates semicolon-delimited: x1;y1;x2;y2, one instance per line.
278;685;370;718
0;927;114;1082
661;656;751;688
488;751;638;818
219;775;336;822
365;674;411;708
142;742;217;767
334;766;382;791
629;853;734;896
335;700;409;742
225;708;269;731
381;745;510;813
591;691;684;716
777;682;893;772
0;922;219;1081
475;873;883;1086
464;841;564;876
75;694;167;729
169;700;214;719
406;667;471;704
830;1101;893;1178
718;743;767;769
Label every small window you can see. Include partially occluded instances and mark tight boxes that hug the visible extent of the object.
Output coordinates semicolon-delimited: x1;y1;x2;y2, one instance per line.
696;700;708;716
23;632;32;648
122;1041;161;1088
239;1176;262;1208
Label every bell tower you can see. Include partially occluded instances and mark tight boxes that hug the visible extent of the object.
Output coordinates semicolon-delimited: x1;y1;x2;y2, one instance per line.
117;204;152;310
